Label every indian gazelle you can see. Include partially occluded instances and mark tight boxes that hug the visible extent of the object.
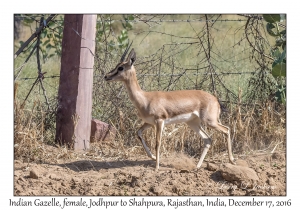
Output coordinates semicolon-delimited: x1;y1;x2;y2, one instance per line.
104;44;235;171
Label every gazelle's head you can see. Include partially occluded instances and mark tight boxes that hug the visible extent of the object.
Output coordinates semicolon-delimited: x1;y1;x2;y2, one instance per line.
104;43;136;82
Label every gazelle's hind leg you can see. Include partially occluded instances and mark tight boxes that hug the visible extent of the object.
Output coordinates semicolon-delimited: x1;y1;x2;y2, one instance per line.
186;120;212;168
209;122;235;164
155;119;165;171
137;123;156;160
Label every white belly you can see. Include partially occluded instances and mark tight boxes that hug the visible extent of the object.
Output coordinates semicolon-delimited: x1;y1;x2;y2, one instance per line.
164;112;198;125
142;111;199;125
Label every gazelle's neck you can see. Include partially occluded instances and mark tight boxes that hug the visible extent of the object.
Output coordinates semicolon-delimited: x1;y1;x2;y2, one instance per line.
123;69;146;108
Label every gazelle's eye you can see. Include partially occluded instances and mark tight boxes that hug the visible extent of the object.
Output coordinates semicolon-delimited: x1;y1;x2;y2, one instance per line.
118;66;124;71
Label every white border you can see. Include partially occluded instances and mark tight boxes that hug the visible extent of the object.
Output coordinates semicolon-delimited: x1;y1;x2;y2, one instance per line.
2;0;299;209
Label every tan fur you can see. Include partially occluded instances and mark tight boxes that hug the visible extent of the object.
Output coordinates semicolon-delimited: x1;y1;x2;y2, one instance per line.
104;49;235;171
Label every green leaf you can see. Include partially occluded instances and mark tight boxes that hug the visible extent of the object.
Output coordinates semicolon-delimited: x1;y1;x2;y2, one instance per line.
272;49;286;63
46;43;53;50
117;37;122;43
19;41;24;47
280;29;286;36
48;54;55;58
282;42;286;50
266;23;280;37
275;38;283;46
272;61;286;77
43;39;50;46
263;14;281;23
279;49;286;62
126;22;132;30
23;17;34;26
40;30;47;38
48;21;55;28
271;48;281;58
54;34;61;39
128;15;134;20
275;85;286;104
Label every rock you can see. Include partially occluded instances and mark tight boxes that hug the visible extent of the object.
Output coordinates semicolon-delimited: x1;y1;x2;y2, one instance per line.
14;160;23;165
18;176;26;182
90;119;116;142
130;176;140;187
255;167;262;173
29;170;39;179
236;159;249;167
49;174;62;181
104;181;112;186
207;162;218;171
14;185;23;194
152;186;163;195
220;163;259;183
14;170;21;177
266;169;276;177
71;177;80;183
172;185;181;194
272;152;285;161
267;177;276;186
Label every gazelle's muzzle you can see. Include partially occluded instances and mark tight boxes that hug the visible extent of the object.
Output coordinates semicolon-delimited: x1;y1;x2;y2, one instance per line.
104;69;118;81
104;75;111;81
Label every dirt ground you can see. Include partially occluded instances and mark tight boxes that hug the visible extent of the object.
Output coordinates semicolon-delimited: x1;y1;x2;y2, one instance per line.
14;145;286;196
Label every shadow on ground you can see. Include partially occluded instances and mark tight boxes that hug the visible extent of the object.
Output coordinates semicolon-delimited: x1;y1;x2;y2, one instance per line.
56;159;156;172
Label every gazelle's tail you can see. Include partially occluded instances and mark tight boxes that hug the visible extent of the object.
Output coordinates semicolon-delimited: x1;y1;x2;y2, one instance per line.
218;99;228;113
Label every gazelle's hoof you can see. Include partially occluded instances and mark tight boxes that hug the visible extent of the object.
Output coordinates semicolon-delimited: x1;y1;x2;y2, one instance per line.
150;155;156;161
230;158;236;165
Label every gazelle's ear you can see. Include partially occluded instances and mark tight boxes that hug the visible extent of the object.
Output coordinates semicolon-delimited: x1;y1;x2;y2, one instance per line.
127;49;136;66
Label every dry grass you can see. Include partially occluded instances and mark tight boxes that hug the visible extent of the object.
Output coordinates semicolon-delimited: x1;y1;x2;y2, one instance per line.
13;14;286;164
14;105;285;167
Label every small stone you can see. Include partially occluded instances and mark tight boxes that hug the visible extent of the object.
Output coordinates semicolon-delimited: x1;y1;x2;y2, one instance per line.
29;170;39;179
71;177;80;183
49;174;62;181
90;119;116;142
272;152;284;161
152;186;163;195
267;177;276;186
266;169;277;177
236;159;249;167
131;176;140;187
18;176;26;182
179;169;190;173
256;168;262;173
104;181;112;186
207;162;218;171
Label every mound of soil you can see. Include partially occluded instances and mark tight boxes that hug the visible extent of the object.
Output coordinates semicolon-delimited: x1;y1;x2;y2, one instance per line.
14;148;286;196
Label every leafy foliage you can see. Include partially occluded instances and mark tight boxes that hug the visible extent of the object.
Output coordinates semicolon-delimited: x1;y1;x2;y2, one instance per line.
16;15;63;61
16;14;134;61
263;14;281;23
263;14;286;104
96;14;134;53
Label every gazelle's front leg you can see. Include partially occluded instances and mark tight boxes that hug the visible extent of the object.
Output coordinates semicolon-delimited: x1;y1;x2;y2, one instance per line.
155;119;165;171
137;123;156;160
